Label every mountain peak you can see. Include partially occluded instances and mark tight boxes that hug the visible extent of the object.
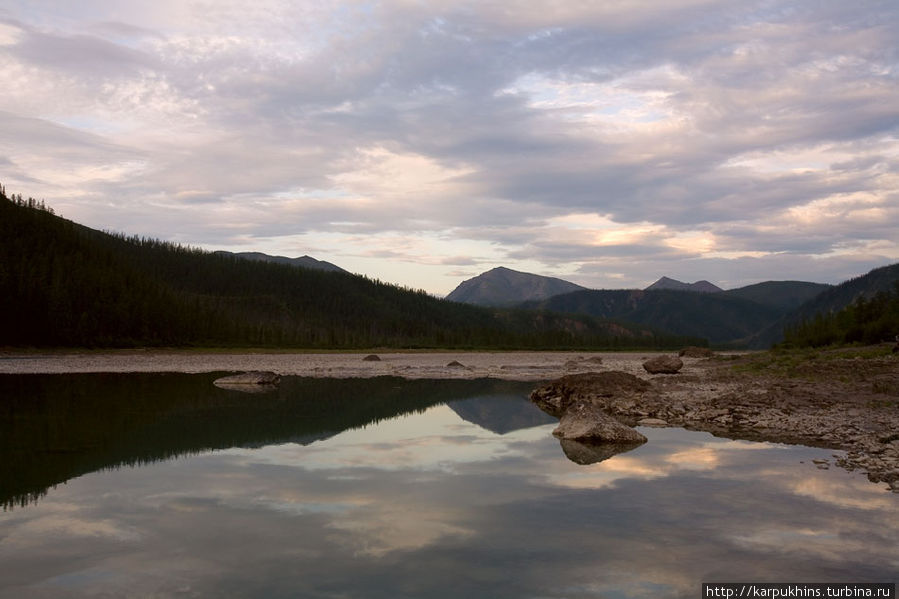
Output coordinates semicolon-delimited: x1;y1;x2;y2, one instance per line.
446;266;587;307
645;276;722;293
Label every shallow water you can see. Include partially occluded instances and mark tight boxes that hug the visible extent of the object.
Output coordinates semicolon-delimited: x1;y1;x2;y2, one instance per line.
0;374;896;598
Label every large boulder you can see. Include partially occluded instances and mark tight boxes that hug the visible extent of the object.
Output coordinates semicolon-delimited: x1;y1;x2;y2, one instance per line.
552;400;648;444
643;355;684;374
530;371;650;418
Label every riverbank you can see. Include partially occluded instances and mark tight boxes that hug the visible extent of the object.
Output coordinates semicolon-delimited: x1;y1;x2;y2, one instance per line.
2;346;896;490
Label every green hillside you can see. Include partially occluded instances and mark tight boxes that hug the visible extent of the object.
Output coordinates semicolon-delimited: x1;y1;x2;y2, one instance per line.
524;289;782;346
0;187;699;350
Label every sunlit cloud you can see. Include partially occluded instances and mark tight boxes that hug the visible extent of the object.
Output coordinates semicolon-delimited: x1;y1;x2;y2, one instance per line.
1;0;897;292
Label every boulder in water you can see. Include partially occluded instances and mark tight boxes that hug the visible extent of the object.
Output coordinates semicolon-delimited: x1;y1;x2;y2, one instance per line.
552;400;648;444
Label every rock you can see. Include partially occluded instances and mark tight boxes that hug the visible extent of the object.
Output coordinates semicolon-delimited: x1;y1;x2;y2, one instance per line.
530;371;651;418
643;355;684;374
559;438;645;465
362;354;381;361
446;360;467;369
678;346;714;358
553;400;648;443
638;418;668;427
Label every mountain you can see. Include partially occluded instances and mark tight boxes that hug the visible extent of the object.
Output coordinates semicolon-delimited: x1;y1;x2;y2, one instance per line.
215;251;346;273
645;276;722;293
721;281;831;312
446;266;588;307
0;187;699;350
523;288;783;346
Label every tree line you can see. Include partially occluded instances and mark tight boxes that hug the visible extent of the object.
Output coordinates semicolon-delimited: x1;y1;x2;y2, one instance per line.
782;283;899;348
0;184;703;349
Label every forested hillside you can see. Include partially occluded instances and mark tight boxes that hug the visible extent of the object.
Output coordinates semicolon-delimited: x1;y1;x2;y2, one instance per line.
0;187;700;349
522;288;784;346
720;281;831;312
782;267;899;348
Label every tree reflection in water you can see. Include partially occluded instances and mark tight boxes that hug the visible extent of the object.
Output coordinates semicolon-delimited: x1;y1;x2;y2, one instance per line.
0;373;536;509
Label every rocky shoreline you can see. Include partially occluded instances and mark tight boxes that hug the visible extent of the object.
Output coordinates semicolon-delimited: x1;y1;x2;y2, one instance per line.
531;346;899;492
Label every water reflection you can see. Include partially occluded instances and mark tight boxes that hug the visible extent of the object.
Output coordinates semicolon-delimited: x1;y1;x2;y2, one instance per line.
0;374;536;509
559;438;645;465
0;375;897;599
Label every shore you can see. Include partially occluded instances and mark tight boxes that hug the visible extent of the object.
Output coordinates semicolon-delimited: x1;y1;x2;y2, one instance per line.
2;347;897;491
0;350;660;380
531;346;899;492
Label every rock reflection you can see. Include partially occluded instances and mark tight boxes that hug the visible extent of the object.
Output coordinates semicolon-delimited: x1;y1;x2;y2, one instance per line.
211;381;280;394
559;438;646;465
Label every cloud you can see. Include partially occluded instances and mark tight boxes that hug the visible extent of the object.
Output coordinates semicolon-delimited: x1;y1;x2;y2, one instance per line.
0;1;897;293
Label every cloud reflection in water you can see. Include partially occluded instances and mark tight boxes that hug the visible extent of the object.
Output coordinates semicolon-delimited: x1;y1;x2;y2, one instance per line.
0;397;896;599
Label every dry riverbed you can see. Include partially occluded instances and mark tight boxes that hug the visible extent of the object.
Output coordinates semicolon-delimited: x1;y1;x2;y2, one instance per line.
2;347;897;491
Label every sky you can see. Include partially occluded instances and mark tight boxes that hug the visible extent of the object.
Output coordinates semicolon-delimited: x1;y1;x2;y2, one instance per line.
1;0;898;295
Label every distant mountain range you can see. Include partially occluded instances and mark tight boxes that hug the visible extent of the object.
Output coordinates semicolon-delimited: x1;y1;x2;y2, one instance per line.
446;265;862;347
445;266;588;307
446;272;727;308
214;251;346;273
523;284;829;347
644;276;722;293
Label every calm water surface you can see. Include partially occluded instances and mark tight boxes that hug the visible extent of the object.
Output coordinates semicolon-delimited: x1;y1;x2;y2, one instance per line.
1;373;896;598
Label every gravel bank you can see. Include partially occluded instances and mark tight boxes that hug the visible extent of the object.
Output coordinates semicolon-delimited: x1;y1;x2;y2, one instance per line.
0;350;657;380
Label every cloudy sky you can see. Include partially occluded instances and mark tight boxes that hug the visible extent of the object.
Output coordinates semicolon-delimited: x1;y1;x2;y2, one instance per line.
1;1;897;295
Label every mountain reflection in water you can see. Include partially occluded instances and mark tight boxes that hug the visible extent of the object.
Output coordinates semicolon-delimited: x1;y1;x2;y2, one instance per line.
0;373;897;599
